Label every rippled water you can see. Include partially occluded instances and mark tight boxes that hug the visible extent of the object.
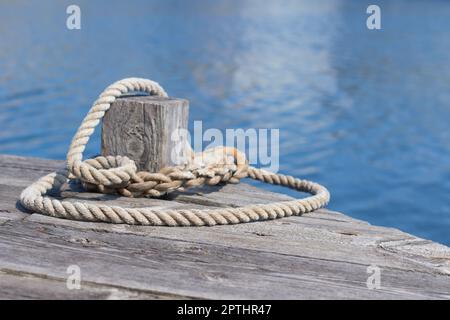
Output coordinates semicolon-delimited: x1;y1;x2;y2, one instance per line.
0;0;449;245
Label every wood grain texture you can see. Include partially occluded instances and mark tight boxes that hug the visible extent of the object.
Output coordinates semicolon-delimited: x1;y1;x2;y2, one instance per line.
1;154;449;299
0;269;186;300
101;96;189;172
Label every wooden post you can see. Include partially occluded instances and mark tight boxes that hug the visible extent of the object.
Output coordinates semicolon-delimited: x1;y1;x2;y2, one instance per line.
101;95;189;172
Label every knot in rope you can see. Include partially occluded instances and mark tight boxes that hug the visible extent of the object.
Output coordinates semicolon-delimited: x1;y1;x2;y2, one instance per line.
82;147;249;197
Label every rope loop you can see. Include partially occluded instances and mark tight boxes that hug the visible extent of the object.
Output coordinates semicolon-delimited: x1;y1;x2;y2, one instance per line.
66;78;168;187
20;78;330;226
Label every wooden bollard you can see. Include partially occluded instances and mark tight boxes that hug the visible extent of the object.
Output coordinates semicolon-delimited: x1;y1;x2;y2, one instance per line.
101;95;189;172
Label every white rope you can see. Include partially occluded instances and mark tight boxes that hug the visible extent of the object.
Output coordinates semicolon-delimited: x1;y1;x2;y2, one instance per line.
20;78;330;226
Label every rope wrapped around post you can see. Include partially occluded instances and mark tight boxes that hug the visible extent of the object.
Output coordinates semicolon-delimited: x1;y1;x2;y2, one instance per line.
19;78;330;226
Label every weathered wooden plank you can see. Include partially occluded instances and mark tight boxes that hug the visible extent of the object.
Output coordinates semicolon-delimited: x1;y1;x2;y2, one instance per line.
0;155;65;188
1;154;449;299
24;211;448;275
1;153;449;274
0;269;187;300
0;218;449;299
101;96;189;172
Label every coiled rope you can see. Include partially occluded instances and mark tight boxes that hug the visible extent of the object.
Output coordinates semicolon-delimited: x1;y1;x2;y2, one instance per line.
20;78;330;226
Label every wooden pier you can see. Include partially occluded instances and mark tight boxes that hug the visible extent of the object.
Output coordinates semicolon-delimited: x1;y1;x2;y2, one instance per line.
1;153;449;299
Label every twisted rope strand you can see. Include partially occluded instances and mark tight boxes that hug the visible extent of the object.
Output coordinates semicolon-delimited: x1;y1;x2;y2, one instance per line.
19;78;330;226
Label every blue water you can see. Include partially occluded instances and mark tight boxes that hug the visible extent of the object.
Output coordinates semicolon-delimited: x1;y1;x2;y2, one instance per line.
0;0;449;245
